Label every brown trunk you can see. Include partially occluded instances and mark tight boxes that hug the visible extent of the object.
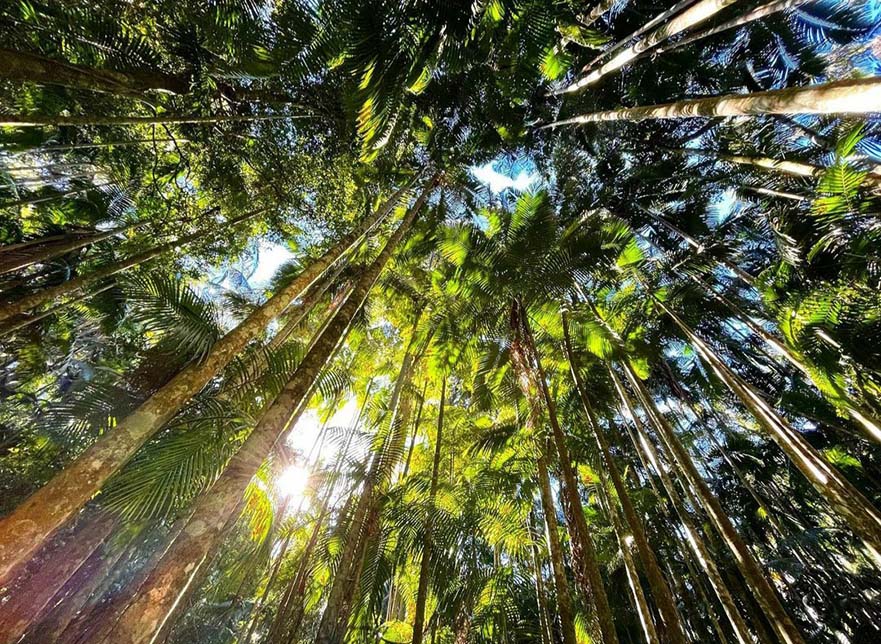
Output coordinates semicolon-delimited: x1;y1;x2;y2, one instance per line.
0;208;263;326
528;512;554;644
562;312;686;644
412;376;445;644
535;452;579;644
546;77;881;126
95;177;436;644
0;178;416;585
513;299;618;644
0;509;115;643
607;366;756;644
618;359;805;644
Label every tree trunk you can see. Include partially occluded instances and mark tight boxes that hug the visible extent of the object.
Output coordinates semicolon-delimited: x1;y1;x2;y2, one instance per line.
546;77;881;126
0;509;115;643
412;376;445;644
315;313;435;644
0;47;190;96
1;113;304;128
0;220;148;276
607;366;756;644
0;180;117;209
528;512;555;644
563;0;740;92
0;178;415;586
617;359;805;644
597;475;660;644
651;294;881;559
94;177;436;644
513;299;619;644
535;452;579;644
562;313;686;644
657;0;810;54
0;208;262;326
5;138;189;155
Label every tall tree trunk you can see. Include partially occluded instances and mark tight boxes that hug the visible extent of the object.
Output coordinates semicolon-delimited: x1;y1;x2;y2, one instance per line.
563;0;740;92
412;376;445;644
651;293;881;559
563;312;686;644
0;208;262;326
546;77;881;126
528;512;555;644
0;509;115;643
596;475;660;644
617;359;805;644
0;178;416;586
315;313;435;644
657;0;810;54
5;138;189;155
1;180;117;209
0;220;150;276
94;177;436;644
1;113;304;128
513;299;619;644
535;452;579;644
0;47;190;96
607;366;756;644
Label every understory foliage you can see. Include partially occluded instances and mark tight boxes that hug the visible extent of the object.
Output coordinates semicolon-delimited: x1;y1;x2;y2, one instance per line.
0;1;880;644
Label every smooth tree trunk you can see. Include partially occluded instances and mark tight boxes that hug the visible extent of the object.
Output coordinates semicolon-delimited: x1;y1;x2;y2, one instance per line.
315;314;434;644
618;359;805;644
1;180;117;209
0;179;415;585
0;220;149;275
0;509;116;643
513;299;619;644
535;452;579;644
0;208;262;326
607;367;756;644
597;476;660;644
96;179;435;644
651;295;881;561
545;77;881;127
657;0;810;54
1;113;304;128
563;0;740;92
412;376;445;644
562;313;686;644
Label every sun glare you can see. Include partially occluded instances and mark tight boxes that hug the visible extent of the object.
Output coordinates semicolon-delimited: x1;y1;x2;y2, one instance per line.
276;465;310;500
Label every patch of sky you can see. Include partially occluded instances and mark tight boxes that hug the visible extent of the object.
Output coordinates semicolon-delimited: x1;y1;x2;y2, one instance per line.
470;156;539;195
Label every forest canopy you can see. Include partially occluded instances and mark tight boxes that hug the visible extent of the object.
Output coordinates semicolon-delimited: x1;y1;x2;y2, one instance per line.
0;1;880;643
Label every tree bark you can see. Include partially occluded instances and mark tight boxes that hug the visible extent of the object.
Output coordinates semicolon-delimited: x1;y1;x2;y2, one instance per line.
412;376;445;644
651;293;881;559
607;366;756;644
94;177;436;644
563;0;740;92
618;359;805;644
513;299;619;644
562;313;686;644
546;77;881;126
0;179;415;586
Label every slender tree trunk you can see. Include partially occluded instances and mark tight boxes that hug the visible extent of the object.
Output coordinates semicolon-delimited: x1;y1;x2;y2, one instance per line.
0;180;117;209
412;376;445;644
546;77;881;126
0;178;416;586
315;314;435;644
738;185;807;201
94;178;435;644
0;220;147;275
657;0;810;54
0;509;115;643
597;476;660;644
3;138;189;155
0;47;190;96
562;313;686;644
535;452;579;644
563;0;740;92
607;367;756;644
651;294;881;559
514;299;619;644
617;359;805;644
0;208;262;325
528;512;555;644
1;113;305;128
